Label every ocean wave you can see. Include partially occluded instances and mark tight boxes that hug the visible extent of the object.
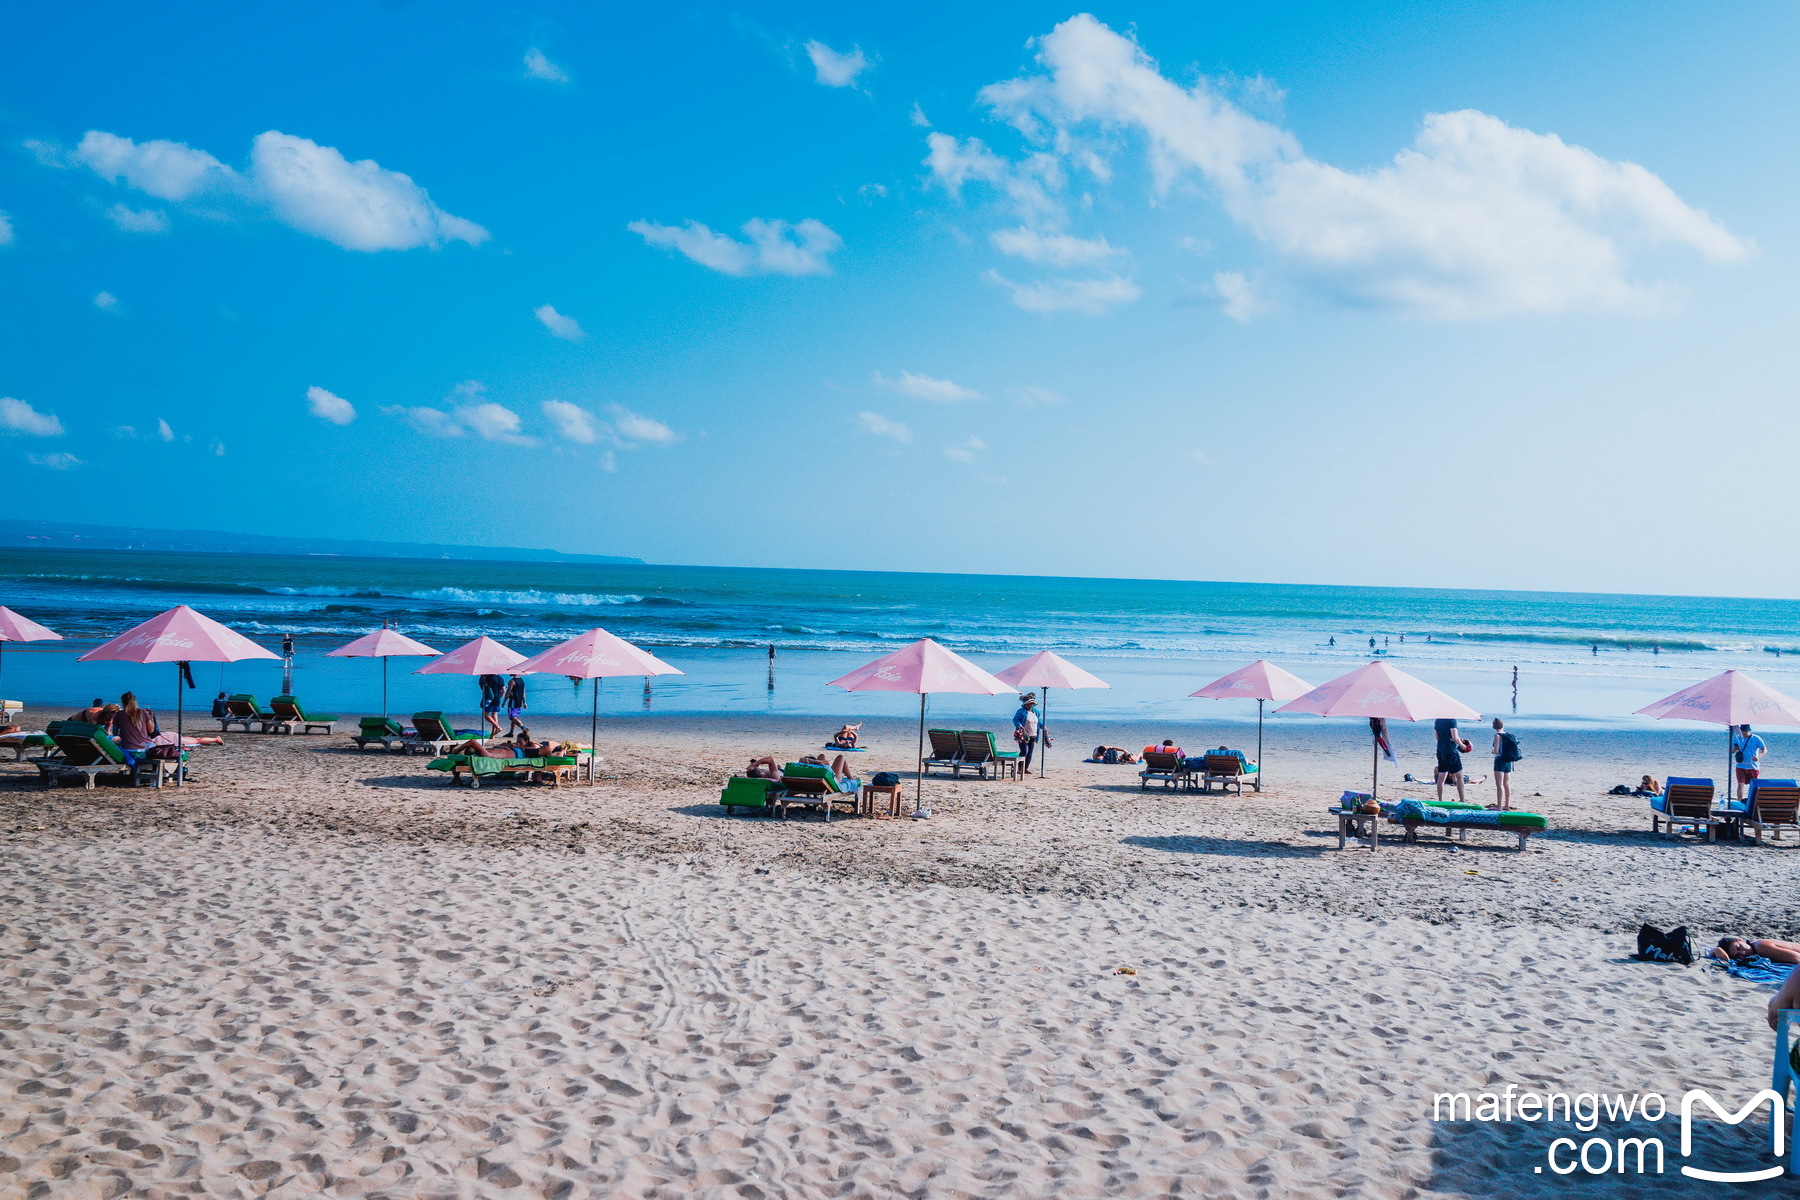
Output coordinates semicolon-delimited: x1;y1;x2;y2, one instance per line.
396;587;648;607
1432;631;1720;652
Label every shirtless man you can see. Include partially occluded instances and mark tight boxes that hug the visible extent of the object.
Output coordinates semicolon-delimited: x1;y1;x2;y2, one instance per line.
1770;965;1800;1029
1713;936;1800;964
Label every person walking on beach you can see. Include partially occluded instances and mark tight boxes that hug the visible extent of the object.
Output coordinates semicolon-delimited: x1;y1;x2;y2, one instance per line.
1733;723;1766;801
1490;718;1522;809
1012;693;1041;775
478;673;505;736
504;673;528;737
1433;717;1466;804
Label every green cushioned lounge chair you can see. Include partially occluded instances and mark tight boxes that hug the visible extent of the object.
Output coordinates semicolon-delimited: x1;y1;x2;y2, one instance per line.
218;694;265;733
779;761;860;821
959;730;1020;780
35;721;175;789
265;695;338;735
720;776;781;816
351;716;411;751
410;712;486;754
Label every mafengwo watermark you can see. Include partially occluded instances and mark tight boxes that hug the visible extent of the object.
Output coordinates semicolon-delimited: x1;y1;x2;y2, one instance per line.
1431;1084;1789;1182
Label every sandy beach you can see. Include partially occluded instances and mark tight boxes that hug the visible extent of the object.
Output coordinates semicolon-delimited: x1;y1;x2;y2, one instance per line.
2;712;1793;1197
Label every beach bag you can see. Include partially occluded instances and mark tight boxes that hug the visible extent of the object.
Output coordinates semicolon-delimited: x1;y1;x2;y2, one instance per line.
871;771;900;787
1498;732;1522;762
147;744;183;761
1102;748;1121;764
1633;923;1693;966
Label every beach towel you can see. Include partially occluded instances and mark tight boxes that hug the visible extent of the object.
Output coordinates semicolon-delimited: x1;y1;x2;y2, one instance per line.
1387;799;1547;829
1717;956;1799;988
823;745;868;751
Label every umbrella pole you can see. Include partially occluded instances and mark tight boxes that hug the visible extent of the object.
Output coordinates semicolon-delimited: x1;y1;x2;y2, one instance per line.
1727;724;1735;804
175;660;185;789
590;682;600;784
916;693;926;812
1256;699;1264;792
1371;729;1378;803
1041;688;1049;779
382;656;389;719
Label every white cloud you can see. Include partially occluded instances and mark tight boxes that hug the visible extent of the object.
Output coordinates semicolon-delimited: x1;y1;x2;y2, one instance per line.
1213;271;1271;322
113;425;136;439
380;386;536;445
542;400;599;444
805;40;870;88
910;103;931;128
211;441;226;457
875;370;984;402
628;217;841;276
0;212;13;246
0;397;64;437
105;204;169;233
93;291;121;312
608;405;679;445
523;47;570;83
991;226;1119;266
599;450;618;473
1187;448;1215;466
982;270;1141;314
969;14;1748;317
306;385;356;425
858;183;887;200
534;304;585;340
52;129;487;253
856;411;912;443
1008;385;1064;406
27;452;81;470
156;418;175;442
944;436;987;464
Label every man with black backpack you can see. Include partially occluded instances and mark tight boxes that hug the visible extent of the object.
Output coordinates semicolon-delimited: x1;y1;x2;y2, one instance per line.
1491;717;1523;809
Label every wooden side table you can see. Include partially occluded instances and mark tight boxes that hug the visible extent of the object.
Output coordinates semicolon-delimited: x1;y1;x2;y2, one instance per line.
1334;808;1380;850
862;784;904;819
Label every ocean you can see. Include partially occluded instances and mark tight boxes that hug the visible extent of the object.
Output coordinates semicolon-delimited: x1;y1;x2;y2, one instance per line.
3;547;1796;728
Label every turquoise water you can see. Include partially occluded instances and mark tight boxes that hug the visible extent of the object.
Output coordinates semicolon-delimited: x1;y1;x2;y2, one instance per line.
2;547;1797;726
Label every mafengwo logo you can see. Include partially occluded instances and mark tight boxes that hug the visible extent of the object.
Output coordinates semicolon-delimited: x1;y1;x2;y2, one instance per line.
1430;1085;1788;1181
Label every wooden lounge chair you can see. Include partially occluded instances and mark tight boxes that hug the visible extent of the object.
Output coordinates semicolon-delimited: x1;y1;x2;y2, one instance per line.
0;728;59;762
1650;776;1722;841
778;762;860;821
958;730;1021;780
351;716;412;751
35;722;174;789
410;712;486;755
720;776;781;816
425;753;580;788
1200;753;1257;794
263;695;338;735
1139;751;1191;790
1744;780;1800;844
217;694;265;733
924;728;966;776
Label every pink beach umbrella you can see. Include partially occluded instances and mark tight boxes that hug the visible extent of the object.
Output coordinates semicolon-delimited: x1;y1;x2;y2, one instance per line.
78;605;279;785
993;650;1110;778
1189;660;1313;792
0;605;63;702
1634;670;1800;799
1277;661;1478;801
412;635;527;731
512;627;683;781
829;638;1011;808
326;625;441;718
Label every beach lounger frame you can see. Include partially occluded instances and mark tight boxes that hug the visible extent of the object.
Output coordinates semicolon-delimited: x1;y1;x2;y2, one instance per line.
958;730;1020;780
0;732;58;762
35;724;177;789
409;712;487;755
1650;778;1722;842
720;776;782;816
776;763;861;820
262;695;339;735
1198;754;1256;795
1389;815;1539;852
1139;751;1191;790
216;694;265;733
350;716;413;751
923;728;968;776
1744;781;1800;844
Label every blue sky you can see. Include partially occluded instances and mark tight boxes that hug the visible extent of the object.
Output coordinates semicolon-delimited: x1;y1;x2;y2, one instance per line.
4;3;1796;595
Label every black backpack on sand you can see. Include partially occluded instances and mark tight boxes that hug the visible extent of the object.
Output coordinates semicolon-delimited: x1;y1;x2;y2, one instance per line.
1634;924;1693;966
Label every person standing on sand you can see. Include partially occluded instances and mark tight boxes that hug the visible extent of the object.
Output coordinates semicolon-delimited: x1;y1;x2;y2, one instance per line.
478;673;504;736
1733;723;1766;801
504;673;528;737
1012;693;1041;775
1433;717;1466;804
1490;718;1521;809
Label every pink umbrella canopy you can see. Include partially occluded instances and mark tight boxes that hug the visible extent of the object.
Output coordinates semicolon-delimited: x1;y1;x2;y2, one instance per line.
326;628;442;659
78;605;279;664
1276;660;1477;721
1189;659;1311;702
512;627;683;679
829;638;1010;695
992;650;1111;691
1634;670;1800;728
412;635;526;675
0;606;62;643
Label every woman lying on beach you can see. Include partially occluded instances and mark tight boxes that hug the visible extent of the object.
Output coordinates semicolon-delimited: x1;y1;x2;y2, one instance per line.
831;723;862;749
1713;936;1800;964
1091;745;1136;764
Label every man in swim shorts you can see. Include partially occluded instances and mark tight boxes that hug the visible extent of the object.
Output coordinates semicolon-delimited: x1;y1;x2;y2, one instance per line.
1433;717;1466;804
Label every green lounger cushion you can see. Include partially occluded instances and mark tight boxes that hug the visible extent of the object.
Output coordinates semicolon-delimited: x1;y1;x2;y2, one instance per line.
1495;812;1548;829
272;696;339;722
359;717;406;736
55;721;129;765
721;777;779;807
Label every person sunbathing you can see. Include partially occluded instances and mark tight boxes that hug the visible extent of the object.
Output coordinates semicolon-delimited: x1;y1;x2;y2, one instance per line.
747;756;781;780
1635;775;1662;797
450;738;490;755
1770;964;1800;1030
1091;745;1136;764
1713;936;1800;964
831;722;863;749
